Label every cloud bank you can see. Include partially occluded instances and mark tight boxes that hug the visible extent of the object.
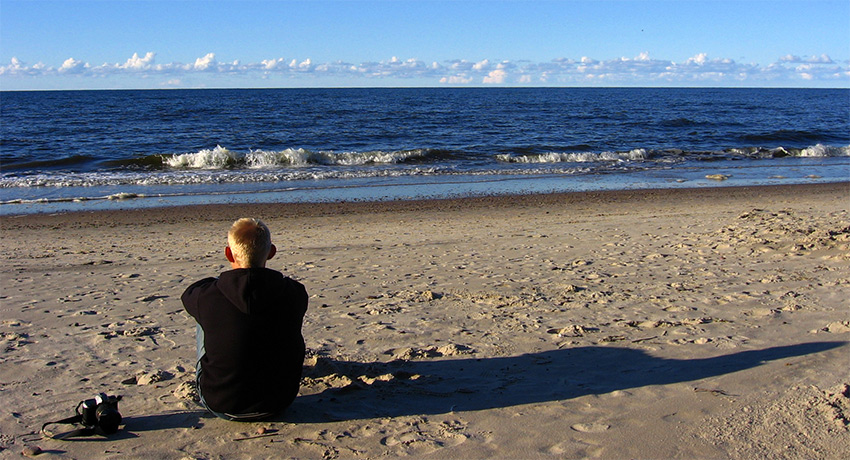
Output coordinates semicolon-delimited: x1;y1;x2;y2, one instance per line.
2;52;848;87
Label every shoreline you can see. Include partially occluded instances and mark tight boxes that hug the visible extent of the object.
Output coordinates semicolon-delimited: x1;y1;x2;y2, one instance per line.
1;180;848;459
3;182;848;225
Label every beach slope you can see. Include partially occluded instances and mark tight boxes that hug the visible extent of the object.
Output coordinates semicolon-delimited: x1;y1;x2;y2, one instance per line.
1;183;848;459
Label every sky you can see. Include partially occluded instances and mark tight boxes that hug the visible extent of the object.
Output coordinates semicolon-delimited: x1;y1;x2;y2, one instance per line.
1;0;848;90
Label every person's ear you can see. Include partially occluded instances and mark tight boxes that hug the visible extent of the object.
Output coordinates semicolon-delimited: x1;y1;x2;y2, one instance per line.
267;244;277;260
225;246;236;263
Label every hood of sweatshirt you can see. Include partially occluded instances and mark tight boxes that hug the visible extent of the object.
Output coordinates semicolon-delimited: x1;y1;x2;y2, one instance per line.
216;268;288;315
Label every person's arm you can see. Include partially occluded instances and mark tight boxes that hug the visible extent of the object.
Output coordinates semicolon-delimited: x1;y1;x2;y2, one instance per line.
181;277;216;318
292;279;309;318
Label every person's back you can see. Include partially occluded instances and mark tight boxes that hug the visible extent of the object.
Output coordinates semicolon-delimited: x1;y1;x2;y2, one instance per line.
182;218;308;420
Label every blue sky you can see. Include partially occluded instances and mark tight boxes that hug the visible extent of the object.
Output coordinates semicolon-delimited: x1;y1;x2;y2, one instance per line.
1;0;847;89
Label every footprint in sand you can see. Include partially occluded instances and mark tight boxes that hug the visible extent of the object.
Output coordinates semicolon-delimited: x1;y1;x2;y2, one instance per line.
823;321;850;333
570;423;610;433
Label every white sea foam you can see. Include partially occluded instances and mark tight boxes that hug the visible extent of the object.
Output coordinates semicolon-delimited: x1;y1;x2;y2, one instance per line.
799;144;850;157
165;146;433;169
164;145;237;169
2;144;847;201
324;149;430;166
728;144;850;158
107;192;141;200
496;149;649;164
0;163;596;190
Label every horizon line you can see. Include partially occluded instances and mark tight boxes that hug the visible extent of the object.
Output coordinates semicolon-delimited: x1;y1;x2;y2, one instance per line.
3;84;849;92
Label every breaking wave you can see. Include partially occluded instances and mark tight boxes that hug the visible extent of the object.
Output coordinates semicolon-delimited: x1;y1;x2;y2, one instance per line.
161;145;448;169
1;144;846;191
496;145;850;165
799;144;850;157
496;149;651;163
727;144;850;158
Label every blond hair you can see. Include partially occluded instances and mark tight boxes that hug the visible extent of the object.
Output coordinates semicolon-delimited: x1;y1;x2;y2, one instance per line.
227;218;272;268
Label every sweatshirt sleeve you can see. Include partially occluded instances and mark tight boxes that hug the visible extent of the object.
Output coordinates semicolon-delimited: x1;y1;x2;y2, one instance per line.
292;279;309;318
181;277;217;320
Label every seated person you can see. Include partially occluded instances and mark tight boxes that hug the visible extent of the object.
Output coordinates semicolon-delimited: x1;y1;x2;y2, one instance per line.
182;218;308;421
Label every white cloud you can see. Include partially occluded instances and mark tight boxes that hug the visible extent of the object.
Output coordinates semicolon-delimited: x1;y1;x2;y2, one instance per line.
261;58;282;70
440;75;474;84
473;59;490;71
687;53;709;65
297;59;313;70
56;57;89;75
1;51;847;87
483;69;507;84
780;54;834;64
122;52;155;70
193;53;216;71
448;60;472;71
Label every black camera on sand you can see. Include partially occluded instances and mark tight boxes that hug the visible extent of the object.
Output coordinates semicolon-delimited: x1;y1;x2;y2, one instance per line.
79;393;123;434
42;392;123;439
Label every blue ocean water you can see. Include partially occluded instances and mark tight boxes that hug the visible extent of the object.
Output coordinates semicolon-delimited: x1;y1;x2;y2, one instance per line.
1;88;848;214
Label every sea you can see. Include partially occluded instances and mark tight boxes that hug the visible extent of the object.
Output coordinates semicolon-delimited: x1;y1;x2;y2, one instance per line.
1;87;848;215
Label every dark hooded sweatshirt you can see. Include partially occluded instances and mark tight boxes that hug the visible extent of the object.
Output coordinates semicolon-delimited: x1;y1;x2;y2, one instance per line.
182;268;308;416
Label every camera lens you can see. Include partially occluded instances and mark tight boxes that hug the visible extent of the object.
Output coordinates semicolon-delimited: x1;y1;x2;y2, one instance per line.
96;405;122;434
80;399;99;427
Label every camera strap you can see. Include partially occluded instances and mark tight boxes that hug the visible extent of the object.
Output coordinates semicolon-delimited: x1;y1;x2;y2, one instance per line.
41;414;98;440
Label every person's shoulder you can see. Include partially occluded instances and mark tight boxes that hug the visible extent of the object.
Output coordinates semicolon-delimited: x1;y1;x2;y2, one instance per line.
277;272;307;295
181;276;218;307
184;276;218;291
280;273;305;289
250;267;301;285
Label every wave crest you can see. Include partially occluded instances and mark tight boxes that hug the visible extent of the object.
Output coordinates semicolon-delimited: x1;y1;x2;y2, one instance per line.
799;144;850;157
496;149;649;164
727;144;850;158
164;145;239;169
163;146;438;169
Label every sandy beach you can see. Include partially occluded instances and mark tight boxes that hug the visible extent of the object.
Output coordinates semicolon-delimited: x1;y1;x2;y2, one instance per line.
1;183;848;459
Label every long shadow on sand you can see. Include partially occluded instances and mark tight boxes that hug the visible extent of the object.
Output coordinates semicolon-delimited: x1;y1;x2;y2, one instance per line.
282;341;845;423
